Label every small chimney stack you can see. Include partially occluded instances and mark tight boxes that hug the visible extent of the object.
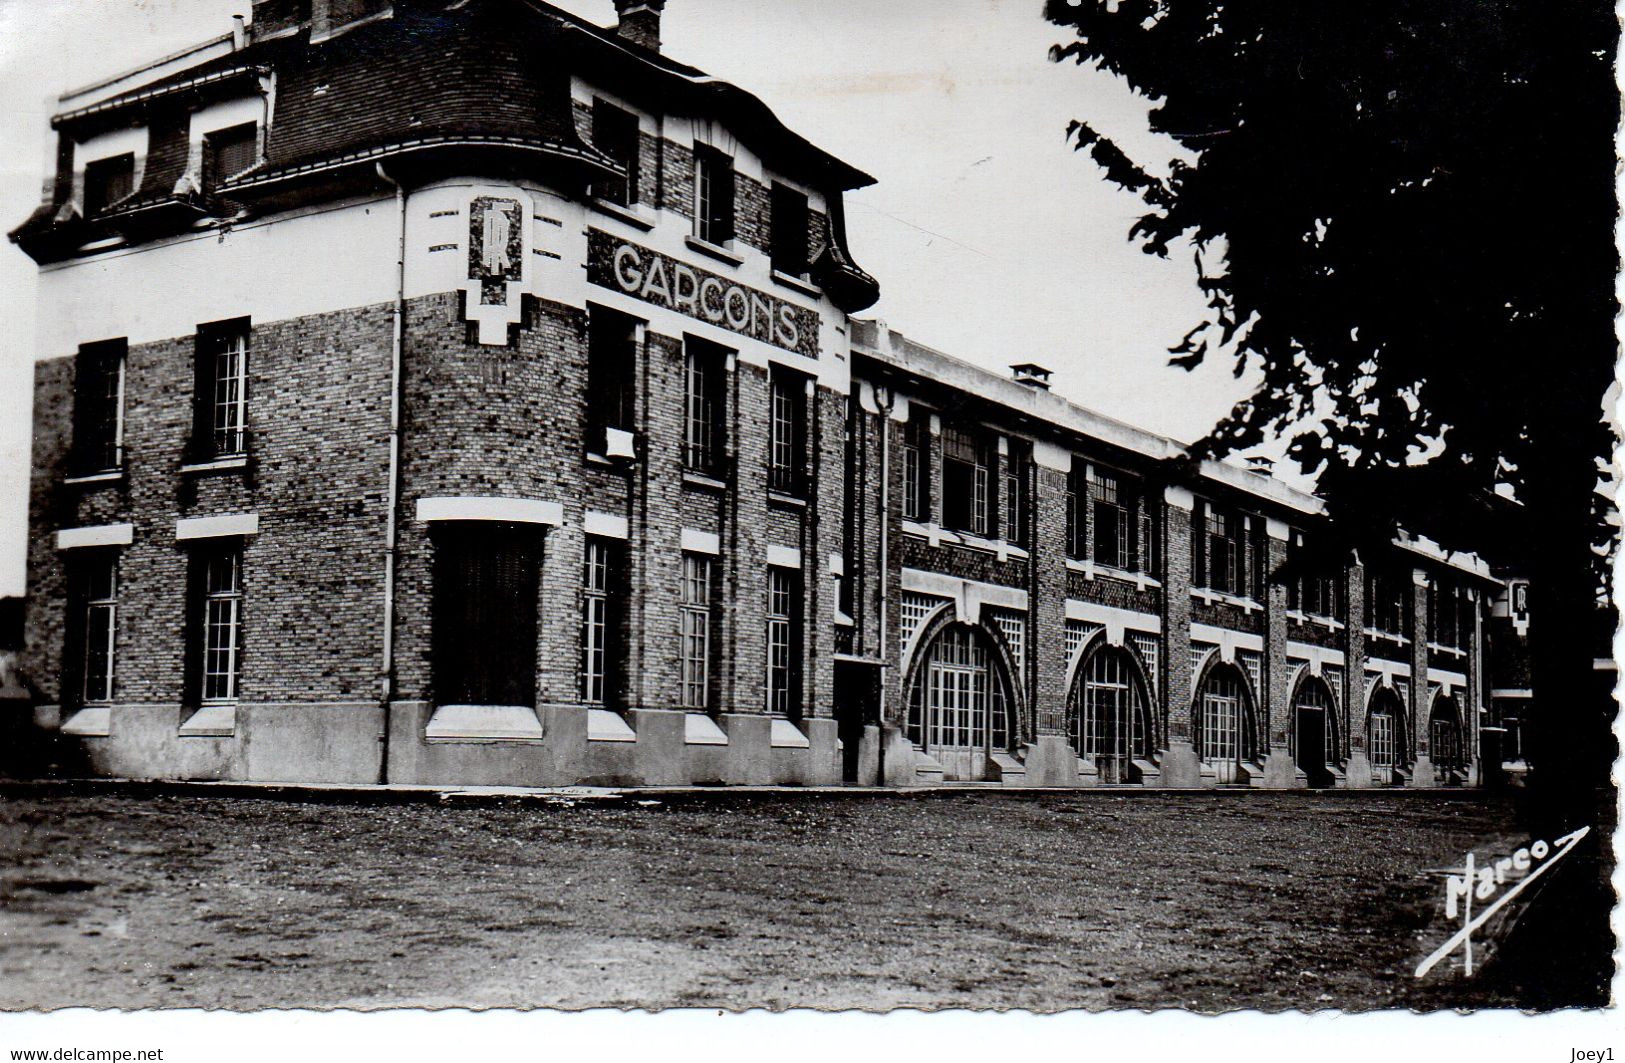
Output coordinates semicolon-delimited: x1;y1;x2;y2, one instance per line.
1010;363;1053;390
1245;455;1275;475
613;0;666;52
232;13;246;49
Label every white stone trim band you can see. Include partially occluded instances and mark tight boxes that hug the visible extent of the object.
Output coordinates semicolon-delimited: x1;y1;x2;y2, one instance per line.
416;496;563;526
175;513;260;540
57;523;134;550
583;511;629;540
681;528;721;555
767;545;802;569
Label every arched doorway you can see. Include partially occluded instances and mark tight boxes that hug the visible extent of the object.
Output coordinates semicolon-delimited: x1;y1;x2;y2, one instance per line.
1367;686;1408;783
1291;674;1338;788
1195;663;1258;784
1067;644;1153;784
1429;695;1464;784
904;622;1016;781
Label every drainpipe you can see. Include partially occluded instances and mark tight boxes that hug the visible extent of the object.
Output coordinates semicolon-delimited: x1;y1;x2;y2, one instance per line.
376;161;406;784
873;382;895;786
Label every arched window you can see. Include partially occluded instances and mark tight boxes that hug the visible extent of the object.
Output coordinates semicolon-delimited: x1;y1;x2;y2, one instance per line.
905;624;1010;755
1067;646;1150;781
1368;687;1406;769
1197;665;1256;783
1430;696;1463;776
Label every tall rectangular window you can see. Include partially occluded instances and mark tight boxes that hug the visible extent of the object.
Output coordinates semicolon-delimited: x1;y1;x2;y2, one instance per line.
682;339;727;474
1366;570;1408;634
433;526;540;706
203;123;257;193
1203;506;1241;595
1137;494;1159;577
586;305;638;455
770;183;809;276
590;100;640;206
194;318;250;460
768;369;808;495
1066;459;1087;559
72;339;125;474
942;426;992;536
71;553;118;706
199;547;243;703
83;153;134;217
903;406;932;521
1091;469;1130;569
1004;439;1031;546
581;537;624;706
679;553;713;710
765;567;803;720
693;145;735;244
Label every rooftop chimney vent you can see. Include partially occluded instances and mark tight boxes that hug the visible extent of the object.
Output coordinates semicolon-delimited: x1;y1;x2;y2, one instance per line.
1010;363;1053;390
1245;455;1275;475
613;0;666;52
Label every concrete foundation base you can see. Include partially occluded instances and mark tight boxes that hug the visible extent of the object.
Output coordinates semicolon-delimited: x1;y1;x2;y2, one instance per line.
879;726;917;787
1022;735;1080;786
1263;747;1303;789
631;708;688;786
1158;742;1204;788
1411;754;1436;788
1342;751;1374;788
721;714;773;785
852;724;881;786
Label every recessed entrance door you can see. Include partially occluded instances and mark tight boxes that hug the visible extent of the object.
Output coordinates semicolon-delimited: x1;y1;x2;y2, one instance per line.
1293;678;1336;788
1071;647;1146;784
1295;706;1330;787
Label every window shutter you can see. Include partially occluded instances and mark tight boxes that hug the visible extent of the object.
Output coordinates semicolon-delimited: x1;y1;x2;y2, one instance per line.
1192;500;1207;589
190;331;214;461
181;549;207;706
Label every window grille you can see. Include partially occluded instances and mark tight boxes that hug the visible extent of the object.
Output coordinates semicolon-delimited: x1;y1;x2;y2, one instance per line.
201;549;243;703
682;341;725;473
900;593;940;653
1129;633;1159;701
941;426;991;535
73;339;125;473
580;538;619;705
76;555;118;705
693;145;735;244
1091;469;1129;569
679;553;712;710
196;319;250;459
990;611;1025;694
902;407;932;521
768;372;806;495
766;567;802;719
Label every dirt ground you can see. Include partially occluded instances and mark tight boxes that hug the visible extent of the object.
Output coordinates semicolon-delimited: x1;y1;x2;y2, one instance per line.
0;786;1612;1011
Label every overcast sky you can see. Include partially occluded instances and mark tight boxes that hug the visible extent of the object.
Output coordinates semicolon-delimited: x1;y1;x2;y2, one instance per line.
0;0;1263;597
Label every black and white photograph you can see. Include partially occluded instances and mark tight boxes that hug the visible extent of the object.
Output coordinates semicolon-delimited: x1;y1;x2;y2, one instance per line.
0;0;1618;1054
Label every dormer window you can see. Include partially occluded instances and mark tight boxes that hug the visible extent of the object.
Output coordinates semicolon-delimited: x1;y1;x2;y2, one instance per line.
693;144;734;245
203;123;258;193
83;154;135;217
590;100;640;207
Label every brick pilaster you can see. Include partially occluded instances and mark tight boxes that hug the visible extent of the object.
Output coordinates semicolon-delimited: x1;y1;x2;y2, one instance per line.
1158;485;1200;786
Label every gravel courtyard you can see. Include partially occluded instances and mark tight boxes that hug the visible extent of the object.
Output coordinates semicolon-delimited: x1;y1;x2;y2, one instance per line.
0;785;1611;1011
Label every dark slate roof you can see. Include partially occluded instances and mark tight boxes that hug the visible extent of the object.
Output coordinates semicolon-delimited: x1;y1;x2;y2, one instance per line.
15;0;876;259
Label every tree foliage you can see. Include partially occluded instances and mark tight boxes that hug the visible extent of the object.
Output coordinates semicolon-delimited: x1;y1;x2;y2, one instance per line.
1046;0;1618;818
1045;0;1616;567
